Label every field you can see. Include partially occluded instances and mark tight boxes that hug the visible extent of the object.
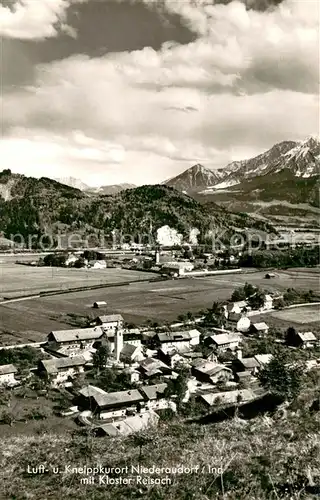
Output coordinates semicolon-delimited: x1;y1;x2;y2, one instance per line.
270;305;320;325
0;261;155;298
0;263;319;344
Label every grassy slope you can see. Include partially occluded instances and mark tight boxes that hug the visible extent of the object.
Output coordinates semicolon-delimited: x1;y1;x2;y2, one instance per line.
196;171;320;211
1;409;319;500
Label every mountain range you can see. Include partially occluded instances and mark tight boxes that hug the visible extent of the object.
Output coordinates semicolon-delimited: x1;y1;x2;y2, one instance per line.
163;137;319;195
0;170;274;247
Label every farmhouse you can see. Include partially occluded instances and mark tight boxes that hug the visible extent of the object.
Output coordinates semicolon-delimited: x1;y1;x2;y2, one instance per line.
233;356;261;376
96;314;124;332
154;329;200;352
95;410;159;437
38;355;87;387
0;364;18;387
79;387;144;418
250;322;269;336
140;383;176;412
204;333;241;352
192;360;233;385
47;327;105;356
200;389;255;407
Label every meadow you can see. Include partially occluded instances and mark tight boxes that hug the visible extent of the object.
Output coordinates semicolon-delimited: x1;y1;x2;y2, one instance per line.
0;266;319;344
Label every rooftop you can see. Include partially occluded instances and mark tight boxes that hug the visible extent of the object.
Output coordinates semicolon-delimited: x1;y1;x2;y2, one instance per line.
252;322;269;331
297;331;317;342
0;364;17;375
49;327;104;343
140;383;168;401
210;334;241;346
40;355;87;374
81;388;144;408
98;314;124;323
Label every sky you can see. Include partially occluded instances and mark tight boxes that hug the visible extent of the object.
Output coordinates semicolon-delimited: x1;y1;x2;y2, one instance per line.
1;0;319;187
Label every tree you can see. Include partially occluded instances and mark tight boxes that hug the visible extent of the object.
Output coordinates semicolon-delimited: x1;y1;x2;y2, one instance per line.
258;352;303;401
247;290;265;310
204;301;226;327
92;343;111;372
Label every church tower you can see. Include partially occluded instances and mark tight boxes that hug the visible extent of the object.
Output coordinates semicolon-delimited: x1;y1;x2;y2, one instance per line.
114;324;123;362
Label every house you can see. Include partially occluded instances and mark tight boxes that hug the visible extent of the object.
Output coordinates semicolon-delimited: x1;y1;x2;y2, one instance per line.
0;364;18;387
93;301;107;309
157;348;186;368
79;386;144;418
226;301;248;321
200;389;255;407
265;273;276;279
95;410;159;437
288;331;318;348
250;322;269;336
47;327;105;357
120;344;144;364
204;333;241;352
96;314;124;332
192;360;233;385
262;294;273;311
161;261;194;277
154;329;200;353
89;260;107;269
233;356;261;376
38;355;87;387
139;358;171;378
124;368;140;384
236;317;251;333
140;383;176;412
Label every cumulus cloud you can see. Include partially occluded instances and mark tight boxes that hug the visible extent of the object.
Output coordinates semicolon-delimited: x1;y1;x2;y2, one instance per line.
1;0;319;184
0;0;86;39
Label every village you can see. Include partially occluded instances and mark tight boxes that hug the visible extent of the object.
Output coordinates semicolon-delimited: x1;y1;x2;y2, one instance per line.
0;280;319;439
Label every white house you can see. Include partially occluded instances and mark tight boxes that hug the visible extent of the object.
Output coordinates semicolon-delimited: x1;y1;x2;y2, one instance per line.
38;355;87;387
96;314;124;332
0;364;18;387
236;316;251;333
262;294;273;311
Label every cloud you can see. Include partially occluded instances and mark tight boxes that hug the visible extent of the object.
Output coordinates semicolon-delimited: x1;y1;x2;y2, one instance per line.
1;0;319;184
0;0;86;40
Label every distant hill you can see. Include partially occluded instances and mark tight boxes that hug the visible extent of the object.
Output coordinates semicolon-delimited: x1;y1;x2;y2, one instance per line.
0;170;274;246
54;177;136;195
85;183;136;195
